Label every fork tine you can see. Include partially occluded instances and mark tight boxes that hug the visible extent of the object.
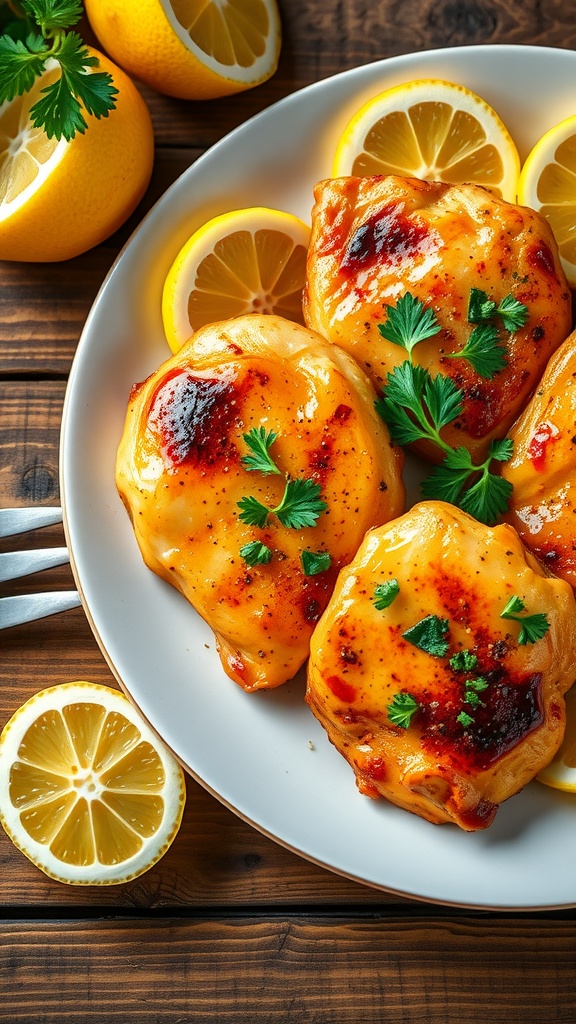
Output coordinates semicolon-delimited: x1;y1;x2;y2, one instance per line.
0;592;82;630
0;506;63;538
0;547;71;583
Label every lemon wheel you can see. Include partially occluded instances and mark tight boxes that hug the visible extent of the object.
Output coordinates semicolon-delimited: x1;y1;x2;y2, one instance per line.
537;684;576;794
0;682;186;884
0;50;154;263
85;0;281;100
162;206;311;353
517;114;576;288
332;78;520;202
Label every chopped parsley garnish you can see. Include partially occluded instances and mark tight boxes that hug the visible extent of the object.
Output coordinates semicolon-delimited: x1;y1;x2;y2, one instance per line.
387;691;420;729
449;649;479;672
0;0;117;141
456;710;475;729
379;291;442;355
500;595;551;645
468;288;529;333
240;427;282;475
238;430;328;530
446;288;529;379
375;292;515;525
402;614;450;657
373;579;400;610
463;677;488;708
240;540;273;567
300;549;331;576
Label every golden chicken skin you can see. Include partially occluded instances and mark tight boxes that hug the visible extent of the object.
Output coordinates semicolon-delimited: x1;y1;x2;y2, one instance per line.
502;328;576;588
116;314;404;692
304;175;572;462
306;501;576;830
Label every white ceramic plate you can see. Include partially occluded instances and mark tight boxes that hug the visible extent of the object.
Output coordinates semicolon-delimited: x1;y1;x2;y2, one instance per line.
61;45;576;910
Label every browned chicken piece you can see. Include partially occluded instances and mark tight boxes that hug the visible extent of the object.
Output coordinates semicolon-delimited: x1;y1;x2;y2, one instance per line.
116;314;405;692
306;501;576;830
304;175;572;462
502;328;576;587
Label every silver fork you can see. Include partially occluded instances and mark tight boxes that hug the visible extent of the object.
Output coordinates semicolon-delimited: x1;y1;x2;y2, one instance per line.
0;507;81;629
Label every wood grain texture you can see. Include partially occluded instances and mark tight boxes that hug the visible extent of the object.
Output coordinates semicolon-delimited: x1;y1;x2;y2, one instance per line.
1;916;576;1023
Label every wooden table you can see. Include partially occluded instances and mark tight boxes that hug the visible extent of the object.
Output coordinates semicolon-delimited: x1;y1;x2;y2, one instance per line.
2;2;576;1020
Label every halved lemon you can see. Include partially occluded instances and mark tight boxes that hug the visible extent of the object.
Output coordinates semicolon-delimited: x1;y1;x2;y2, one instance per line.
517;114;576;287
0;682;186;884
162;206;311;353
537;684;576;793
85;0;281;100
0;51;154;262
332;78;520;202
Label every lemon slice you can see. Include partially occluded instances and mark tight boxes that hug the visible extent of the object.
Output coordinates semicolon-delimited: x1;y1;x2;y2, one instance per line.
537;685;576;793
85;0;282;100
162;206;311;353
0;682;186;884
332;78;520;202
0;51;154;262
517;114;576;287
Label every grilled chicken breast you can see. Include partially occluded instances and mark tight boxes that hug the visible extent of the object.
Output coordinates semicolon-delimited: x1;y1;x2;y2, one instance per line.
304;175;572;462
503;329;576;587
116;314;404;691
306;501;576;830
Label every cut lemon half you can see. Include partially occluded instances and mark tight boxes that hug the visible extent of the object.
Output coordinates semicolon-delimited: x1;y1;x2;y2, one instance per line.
0;51;154;262
517;115;576;287
537;685;576;794
332;78;520;202
162;206;311;353
85;0;281;100
0;682;186;884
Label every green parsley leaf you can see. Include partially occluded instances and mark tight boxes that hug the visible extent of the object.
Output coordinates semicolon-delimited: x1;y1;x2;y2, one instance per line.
23;0;83;32
273;477;327;530
467;287;497;324
447;321;508;380
237;495;270;529
387;692;420;729
421;440;514;526
422;371;464;430
457;710;475;728
402;615;450;657
240;540;273;566
301;549;331;576
496;294;530;333
489;437;515;462
378;292;442;355
467;288;529;333
241;427;281;475
29;34;118;140
374;579;400;610
449;650;479;672
500;595;551;645
459;469;513;526
0;5;117;140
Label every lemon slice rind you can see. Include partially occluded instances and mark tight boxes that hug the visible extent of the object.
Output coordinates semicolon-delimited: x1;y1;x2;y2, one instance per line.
162;206;311;354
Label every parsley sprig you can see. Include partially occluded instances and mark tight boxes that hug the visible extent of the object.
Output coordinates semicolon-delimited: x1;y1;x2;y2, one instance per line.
500;595;550;645
387;691;420;729
237;428;330;574
0;0;117;140
375;292;515;525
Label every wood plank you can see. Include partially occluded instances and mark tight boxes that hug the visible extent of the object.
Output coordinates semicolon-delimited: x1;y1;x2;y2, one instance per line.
0;149;196;375
1;916;576;1022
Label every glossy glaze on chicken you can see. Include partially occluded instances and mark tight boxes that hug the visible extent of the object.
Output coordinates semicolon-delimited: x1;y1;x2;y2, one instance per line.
116;314;405;691
304;175;572;461
503;328;576;586
306;502;576;830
